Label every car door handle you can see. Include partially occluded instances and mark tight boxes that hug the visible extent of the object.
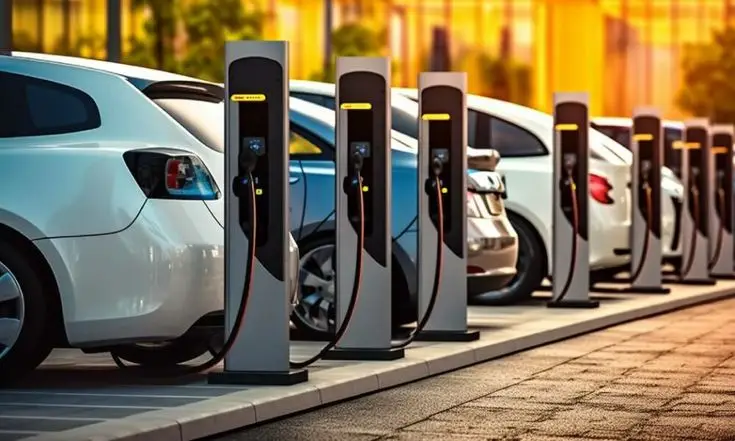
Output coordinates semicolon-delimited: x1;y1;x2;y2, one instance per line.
289;176;300;184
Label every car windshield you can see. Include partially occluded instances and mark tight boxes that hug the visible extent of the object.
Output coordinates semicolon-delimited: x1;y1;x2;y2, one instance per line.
154;98;225;152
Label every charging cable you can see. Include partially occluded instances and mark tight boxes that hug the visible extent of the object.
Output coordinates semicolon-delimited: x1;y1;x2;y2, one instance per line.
552;166;579;303
111;172;258;377
680;178;700;277
628;169;653;283
709;173;726;269
289;154;366;369
391;159;445;349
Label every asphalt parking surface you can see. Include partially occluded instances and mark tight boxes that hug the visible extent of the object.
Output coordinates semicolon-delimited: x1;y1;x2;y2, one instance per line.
212;297;735;441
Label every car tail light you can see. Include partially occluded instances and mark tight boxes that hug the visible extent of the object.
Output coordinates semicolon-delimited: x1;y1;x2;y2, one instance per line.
123;149;220;200
589;173;614;205
467;191;482;218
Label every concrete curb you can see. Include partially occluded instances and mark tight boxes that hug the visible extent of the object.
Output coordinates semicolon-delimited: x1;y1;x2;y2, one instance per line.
25;283;735;441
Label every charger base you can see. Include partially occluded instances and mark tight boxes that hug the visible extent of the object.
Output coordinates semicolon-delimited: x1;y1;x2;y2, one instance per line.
592;286;670;294
208;369;308;386
547;299;600;309
413;329;480;342
711;273;735;280
323;347;405;361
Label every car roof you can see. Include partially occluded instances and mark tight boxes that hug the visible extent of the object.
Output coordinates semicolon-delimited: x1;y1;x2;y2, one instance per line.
9;51;213;88
290;80;419;108
591;116;685;130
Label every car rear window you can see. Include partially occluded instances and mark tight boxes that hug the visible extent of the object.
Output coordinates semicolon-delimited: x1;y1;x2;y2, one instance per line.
154;98;225;153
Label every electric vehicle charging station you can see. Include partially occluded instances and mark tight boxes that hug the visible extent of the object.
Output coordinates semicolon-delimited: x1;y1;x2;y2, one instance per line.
668;119;717;285
322;56;405;361
548;92;599;309
708;124;735;279
596;108;670;294
411;72;480;342
209;40;308;385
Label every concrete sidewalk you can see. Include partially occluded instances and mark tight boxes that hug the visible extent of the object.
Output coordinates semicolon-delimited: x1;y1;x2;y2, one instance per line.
4;282;735;441
228;296;735;441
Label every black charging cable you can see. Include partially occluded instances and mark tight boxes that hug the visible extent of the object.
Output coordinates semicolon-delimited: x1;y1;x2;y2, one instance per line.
680;177;700;278
708;173;726;269
289;154;366;369
552;166;579;303
628;170;653;283
111;172;258;377
391;159;445;349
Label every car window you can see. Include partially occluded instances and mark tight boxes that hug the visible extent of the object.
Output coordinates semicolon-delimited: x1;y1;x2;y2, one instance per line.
470;112;545;157
154;98;225;152
290;131;322;156
594;125;631;149
664;127;683;171
0;72;101;138
291;92;332;109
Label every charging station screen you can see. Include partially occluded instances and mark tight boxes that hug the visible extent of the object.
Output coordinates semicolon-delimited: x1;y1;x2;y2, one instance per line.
428;120;453;233
558;130;582;228
712;133;733;231
238;102;269;246
347;111;374;235
686;127;708;236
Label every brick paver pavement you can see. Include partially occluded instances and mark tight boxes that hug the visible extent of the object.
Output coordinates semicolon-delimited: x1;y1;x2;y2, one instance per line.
216;297;735;441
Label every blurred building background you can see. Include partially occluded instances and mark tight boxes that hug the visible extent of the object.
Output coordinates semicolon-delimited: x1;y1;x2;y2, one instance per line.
8;0;735;118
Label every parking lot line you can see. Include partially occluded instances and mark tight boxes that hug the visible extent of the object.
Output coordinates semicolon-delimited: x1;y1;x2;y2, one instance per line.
0;402;159;410
2;390;219;400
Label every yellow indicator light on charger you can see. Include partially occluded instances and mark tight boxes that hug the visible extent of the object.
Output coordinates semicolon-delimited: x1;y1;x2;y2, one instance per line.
441;187;448;194
555;123;578;131
340;102;372;110
421;113;451;121
713;146;729;154
231;94;266;102
672;141;686;149
255;188;263;195
686;142;701;149
571;183;577;191
362;185;369;192
633;133;654;141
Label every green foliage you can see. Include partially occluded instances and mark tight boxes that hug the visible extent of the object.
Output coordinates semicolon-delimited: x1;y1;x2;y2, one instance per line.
310;23;384;82
121;0;263;80
53;33;106;59
180;0;264;82
477;53;532;106
677;27;735;123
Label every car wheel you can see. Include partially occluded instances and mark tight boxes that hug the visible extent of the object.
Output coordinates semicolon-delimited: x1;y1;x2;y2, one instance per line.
0;240;53;383
110;335;211;367
292;235;411;340
471;213;546;306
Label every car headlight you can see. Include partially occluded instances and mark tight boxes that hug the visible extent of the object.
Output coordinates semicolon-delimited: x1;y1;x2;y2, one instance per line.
468;237;483;253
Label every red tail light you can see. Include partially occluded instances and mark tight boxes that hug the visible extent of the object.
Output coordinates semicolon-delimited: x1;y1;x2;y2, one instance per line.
590;174;614;205
123;149;220;200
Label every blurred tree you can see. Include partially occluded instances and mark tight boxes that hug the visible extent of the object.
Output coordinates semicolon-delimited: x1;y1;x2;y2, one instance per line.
477;54;532;106
677;27;735;123
310;23;384;82
124;0;179;71
179;0;264;82
53;33;106;59
12;31;37;52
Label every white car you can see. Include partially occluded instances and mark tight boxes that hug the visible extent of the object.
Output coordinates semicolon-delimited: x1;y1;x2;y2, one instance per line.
0;52;299;380
289;81;683;302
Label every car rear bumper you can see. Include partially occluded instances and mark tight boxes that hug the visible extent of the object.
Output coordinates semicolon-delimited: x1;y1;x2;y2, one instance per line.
467;216;518;295
36;199;225;347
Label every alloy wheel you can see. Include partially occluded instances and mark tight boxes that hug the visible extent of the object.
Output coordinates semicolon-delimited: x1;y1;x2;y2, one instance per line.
0;263;25;360
294;243;336;334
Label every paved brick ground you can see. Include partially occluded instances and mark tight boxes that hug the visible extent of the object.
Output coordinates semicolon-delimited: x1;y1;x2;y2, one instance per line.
216;297;735;441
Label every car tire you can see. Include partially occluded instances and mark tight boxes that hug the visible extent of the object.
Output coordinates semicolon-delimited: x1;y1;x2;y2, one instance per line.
0;239;54;383
110;335;211;367
292;233;412;340
470;213;546;306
